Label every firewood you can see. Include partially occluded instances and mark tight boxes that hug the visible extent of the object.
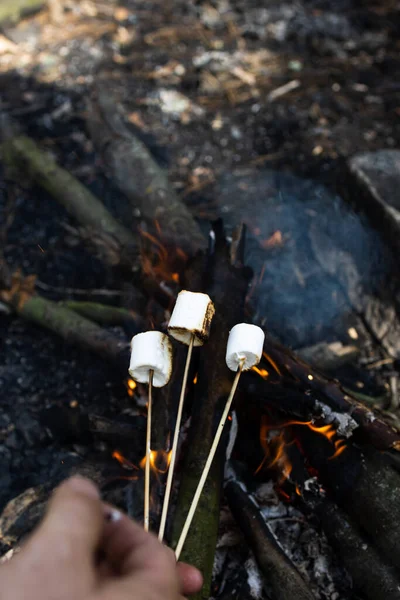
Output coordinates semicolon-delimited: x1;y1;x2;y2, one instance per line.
310;497;400;600
225;471;315;600
0;132;139;270
296;428;400;573
59;300;145;333
86;85;206;256
170;223;252;599
250;336;400;452
0;272;129;369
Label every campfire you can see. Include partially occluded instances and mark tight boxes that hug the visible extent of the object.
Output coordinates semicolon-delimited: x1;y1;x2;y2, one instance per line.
1;2;400;600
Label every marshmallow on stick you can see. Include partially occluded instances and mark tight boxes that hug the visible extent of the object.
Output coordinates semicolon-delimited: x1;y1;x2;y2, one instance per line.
168;290;215;346
129;331;172;388
158;291;215;541
129;331;172;532
226;323;265;371
175;323;264;560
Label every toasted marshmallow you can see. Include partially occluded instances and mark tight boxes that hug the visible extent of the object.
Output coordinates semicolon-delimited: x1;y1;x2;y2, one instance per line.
129;331;172;387
168;290;215;346
226;323;265;371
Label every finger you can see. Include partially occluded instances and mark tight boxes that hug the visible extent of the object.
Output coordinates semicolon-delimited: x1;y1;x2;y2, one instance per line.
100;508;178;595
40;476;104;560
5;477;105;597
177;562;203;596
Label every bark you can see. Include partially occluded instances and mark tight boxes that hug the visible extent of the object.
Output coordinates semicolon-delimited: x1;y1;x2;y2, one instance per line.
0;275;129;369
1;134;139;270
60;300;145;334
311;497;400;600
170;223;252;599
296;426;400;573
250;336;400;452
86;85;206;256
225;474;315;600
0;0;44;25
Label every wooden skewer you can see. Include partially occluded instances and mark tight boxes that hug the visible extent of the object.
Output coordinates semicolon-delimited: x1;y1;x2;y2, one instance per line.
144;369;154;532
158;334;195;541
175;358;245;560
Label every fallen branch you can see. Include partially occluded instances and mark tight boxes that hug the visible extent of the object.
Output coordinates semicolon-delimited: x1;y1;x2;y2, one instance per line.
0;272;129;369
1;131;139;270
86;85;206;256
249;336;400;452
225;469;315;600
60;300;145;334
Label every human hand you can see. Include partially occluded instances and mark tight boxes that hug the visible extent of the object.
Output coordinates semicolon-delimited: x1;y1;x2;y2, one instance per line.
0;476;203;600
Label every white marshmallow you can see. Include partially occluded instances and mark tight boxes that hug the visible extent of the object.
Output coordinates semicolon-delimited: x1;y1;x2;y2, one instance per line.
226;323;265;372
168;290;215;346
129;331;172;387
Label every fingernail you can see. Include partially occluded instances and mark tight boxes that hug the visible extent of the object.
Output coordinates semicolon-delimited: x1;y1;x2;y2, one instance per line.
65;476;100;499
104;508;122;523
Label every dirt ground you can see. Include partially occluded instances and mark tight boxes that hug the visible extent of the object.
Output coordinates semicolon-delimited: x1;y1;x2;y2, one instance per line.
0;2;400;597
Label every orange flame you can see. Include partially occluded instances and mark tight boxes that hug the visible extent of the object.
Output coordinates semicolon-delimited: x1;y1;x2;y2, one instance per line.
139;225;186;285
139;450;172;479
126;378;137;397
255;416;347;482
262;352;282;376
112;450;138;471
252;365;269;379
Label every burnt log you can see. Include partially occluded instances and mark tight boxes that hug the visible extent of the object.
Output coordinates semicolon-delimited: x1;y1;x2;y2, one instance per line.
308;496;400;600
170;223;252;599
249;336;400;452
225;470;315;600
86;85;206;256
295;425;400;573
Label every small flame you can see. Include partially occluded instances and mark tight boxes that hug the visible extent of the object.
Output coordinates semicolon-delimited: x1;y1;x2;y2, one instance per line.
126;378;137;397
193;374;198;384
255;416;347;483
260;230;283;249
139;450;172;479
252;365;269;379
112;450;138;471
139;225;186;285
262;352;282;376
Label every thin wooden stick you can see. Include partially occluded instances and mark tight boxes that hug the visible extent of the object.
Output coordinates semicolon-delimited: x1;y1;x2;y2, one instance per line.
159;334;195;541
175;358;245;560
144;370;154;532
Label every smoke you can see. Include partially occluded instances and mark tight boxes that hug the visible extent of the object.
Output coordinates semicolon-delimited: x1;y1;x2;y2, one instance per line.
212;169;396;349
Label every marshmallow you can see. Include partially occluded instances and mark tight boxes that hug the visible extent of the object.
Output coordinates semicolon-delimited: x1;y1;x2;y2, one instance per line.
226;323;265;372
168;290;215;346
129;331;172;387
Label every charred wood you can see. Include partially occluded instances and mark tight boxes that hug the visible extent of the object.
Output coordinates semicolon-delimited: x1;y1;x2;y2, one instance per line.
308;496;400;600
86;85;206;256
171;223;251;599
225;471;315;600
252;336;400;452
297;341;359;372
296;427;400;573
